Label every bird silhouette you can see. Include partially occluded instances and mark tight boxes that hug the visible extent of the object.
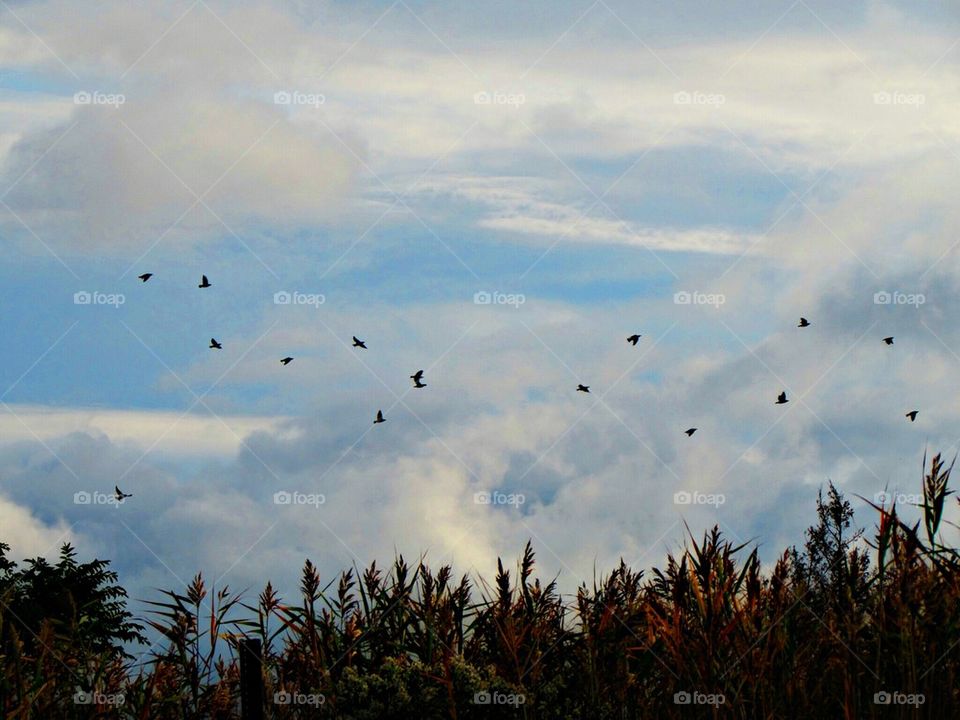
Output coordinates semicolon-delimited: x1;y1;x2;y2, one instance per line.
883;337;894;345
280;357;293;365
209;338;222;349
373;409;385;424
685;428;697;436
137;273;153;282
352;336;367;349
410;370;426;388
906;410;918;422
775;391;789;404
577;384;590;393
198;275;211;288
627;334;641;346
114;485;132;501
798;317;810;327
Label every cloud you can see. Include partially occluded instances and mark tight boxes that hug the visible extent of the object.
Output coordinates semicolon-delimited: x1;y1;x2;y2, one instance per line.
0;494;75;562
1;91;358;251
0;405;295;458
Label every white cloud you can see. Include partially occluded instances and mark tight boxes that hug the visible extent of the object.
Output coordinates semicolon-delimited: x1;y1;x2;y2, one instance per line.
0;405;295;458
0;495;75;561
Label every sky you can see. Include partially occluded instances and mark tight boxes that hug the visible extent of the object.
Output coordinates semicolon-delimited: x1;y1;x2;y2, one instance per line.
1;0;960;633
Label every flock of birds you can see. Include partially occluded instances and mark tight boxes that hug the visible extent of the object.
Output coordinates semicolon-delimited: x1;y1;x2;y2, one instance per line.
570;315;909;438
111;280;917;503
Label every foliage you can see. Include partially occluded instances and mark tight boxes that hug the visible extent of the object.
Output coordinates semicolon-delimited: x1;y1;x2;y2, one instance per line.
3;455;960;718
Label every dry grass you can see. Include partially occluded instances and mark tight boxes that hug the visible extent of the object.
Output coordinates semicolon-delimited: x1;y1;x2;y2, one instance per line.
2;455;959;718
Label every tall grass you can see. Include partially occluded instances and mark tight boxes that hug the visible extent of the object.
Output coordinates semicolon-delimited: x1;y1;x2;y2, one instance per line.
2;454;959;718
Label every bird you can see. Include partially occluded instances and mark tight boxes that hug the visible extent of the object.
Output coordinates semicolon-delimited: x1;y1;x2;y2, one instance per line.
685;428;697;436
798;317;810;327
410;370;426;388
883;337;894;345
352;336;367;349
577;384;590;393
198;275;211;288
280;357;293;365
906;410;918;422
137;273;153;282
775;391;789;404
209;338;222;350
373;409;385;424
627;334;642;346
114;485;132;501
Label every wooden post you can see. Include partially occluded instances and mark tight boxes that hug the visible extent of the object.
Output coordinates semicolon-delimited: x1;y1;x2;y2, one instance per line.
239;637;264;720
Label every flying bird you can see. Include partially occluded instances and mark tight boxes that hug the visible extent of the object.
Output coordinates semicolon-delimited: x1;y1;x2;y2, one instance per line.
685;428;697;436
883;337;894;345
577;384;590;393
906;410;918;422
627;334;641;346
280;357;293;365
137;273;153;282
114;485;132;501
209;338;222;350
410;370;426;388
352;336;367;349
775;391;789;405
373;409;385;424
798;317;810;327
198;275;211;288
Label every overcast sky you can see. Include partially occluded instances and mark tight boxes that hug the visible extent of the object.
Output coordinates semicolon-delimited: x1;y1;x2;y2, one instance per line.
1;0;959;620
